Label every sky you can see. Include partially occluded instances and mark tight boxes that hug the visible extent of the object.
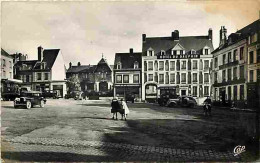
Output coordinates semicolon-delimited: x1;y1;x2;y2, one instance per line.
2;0;260;67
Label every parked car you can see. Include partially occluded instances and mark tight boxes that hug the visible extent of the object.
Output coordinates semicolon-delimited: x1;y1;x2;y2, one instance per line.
14;91;47;109
166;96;197;108
125;93;135;103
42;90;60;99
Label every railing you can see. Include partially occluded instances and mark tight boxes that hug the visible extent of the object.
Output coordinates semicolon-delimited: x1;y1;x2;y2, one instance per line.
219;60;239;69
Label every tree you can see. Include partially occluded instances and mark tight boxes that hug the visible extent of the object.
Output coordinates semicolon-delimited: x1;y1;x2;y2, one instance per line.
66;76;81;94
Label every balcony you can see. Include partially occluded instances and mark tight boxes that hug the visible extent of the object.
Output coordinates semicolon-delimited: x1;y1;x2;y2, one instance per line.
219;60;239;69
213;78;246;87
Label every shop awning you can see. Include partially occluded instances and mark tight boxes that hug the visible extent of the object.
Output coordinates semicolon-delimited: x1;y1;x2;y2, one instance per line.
2;78;23;84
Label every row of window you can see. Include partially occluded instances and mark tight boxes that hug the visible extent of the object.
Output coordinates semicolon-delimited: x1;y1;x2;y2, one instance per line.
191;86;210;96
144;60;210;71
20;72;49;82
249;49;260;64
2;59;12;68
145;72;209;84
116;61;139;70
214;84;245;101
214;65;245;83
116;74;139;83
146;48;210;56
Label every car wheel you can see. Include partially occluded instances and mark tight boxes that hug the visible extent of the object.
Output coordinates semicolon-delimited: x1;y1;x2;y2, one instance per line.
26;101;32;109
168;102;176;107
189;103;194;108
40;100;45;108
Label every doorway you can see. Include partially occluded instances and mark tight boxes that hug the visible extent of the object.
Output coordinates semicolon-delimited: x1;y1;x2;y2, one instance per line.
181;90;187;96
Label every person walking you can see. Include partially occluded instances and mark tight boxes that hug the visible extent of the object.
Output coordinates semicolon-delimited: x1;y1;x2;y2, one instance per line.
111;97;120;120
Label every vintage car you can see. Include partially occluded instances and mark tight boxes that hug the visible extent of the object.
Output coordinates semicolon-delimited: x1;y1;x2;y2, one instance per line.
14;91;47;109
166;96;197;108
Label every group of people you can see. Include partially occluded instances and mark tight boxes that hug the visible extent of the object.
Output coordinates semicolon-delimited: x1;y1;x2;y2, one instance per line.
111;97;130;121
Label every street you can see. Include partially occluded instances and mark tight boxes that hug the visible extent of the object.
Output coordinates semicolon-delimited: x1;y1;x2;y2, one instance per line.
1;98;258;162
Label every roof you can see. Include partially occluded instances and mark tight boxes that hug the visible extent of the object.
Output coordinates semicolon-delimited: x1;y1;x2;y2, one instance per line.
142;35;214;55
114;52;142;69
67;65;95;73
94;58;112;72
15;48;61;70
212;19;260;53
1;48;13;59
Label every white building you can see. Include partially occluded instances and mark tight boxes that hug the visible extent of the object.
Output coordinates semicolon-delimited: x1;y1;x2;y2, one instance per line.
141;30;214;102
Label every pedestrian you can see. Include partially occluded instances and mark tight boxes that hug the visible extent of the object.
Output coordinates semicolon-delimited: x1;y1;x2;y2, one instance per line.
120;98;130;121
111;97;120;120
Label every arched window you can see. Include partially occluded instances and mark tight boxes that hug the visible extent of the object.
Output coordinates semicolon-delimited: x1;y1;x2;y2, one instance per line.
161;50;166;55
134;61;139;69
117;62;121;69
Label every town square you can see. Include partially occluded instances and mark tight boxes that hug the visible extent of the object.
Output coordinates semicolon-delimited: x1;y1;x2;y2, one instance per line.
1;1;260;162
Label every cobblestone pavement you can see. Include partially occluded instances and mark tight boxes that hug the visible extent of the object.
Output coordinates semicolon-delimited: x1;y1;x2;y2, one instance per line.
2;136;240;162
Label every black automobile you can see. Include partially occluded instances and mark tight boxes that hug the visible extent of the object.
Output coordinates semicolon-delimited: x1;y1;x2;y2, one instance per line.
14;91;47;109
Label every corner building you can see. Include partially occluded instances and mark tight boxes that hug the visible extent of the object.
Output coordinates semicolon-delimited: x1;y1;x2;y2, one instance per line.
141;30;214;102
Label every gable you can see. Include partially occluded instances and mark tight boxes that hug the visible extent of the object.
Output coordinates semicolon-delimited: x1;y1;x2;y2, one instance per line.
172;43;185;50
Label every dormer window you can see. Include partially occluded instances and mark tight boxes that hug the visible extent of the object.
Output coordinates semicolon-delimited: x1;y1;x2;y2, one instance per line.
205;49;209;55
161;50;166;55
172;50;177;55
191;49;196;54
41;63;46;69
180;50;184;55
117;62;121;69
147;48;154;56
134;61;139;69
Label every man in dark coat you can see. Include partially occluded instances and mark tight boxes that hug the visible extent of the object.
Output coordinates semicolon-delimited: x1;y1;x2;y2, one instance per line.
111;97;121;120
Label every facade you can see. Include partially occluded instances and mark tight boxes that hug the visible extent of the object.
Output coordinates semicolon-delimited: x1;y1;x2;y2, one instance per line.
113;48;142;99
1;49;22;96
14;46;67;97
141;30;214;101
212;19;259;108
66;57;113;94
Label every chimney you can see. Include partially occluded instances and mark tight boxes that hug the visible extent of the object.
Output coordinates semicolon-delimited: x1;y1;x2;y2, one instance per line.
69;62;72;68
142;34;146;42
172;30;179;40
208;28;213;40
130;48;133;54
77;62;81;66
219;26;227;46
38;46;43;61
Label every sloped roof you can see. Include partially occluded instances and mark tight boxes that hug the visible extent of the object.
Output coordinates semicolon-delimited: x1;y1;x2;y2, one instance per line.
94;58;112;72
67;65;94;73
1;48;13;59
16;60;38;67
142;35;214;55
212;19;260;53
42;49;60;69
114;52;142;69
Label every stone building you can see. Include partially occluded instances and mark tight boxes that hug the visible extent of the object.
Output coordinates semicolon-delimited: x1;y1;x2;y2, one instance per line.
66;57;113;94
212;19;259;108
14;46;67;97
141;30;214;102
113;48;142;99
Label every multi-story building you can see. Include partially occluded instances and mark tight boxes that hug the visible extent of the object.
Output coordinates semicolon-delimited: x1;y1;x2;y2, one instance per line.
141;30;214;101
113;48;142;99
212;19;259;108
66;57;113;94
14;46;67;97
1;49;22;97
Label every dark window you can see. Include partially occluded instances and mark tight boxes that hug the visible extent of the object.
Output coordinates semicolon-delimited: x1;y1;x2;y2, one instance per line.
148;61;153;71
214;72;217;83
154;72;158;82
133;75;139;83
250;70;254;82
181;61;186;69
193;86;197;96
192;60;197;69
26;75;30;82
214;57;218;68
188;72;191;84
165;61;169;71
159;74;164;84
170;61;175;71
2;59;6;67
176;60;180;70
180;50;183;55
44;73;48;80
233;86;237;101
240;66;244;79
116;75;122;83
188;60;191;70
240;85;244;100
204;86;209;96
204;73;209;83
240;47;244;60
123;75;129;83
148;51;153;56
193;73;197;82
165;73;169;84
176;73;180;84
37;73;41;80
204;60;209;69
228;69;231;81
170;73;175;83
173;50;177;55
181;73;186;83
249;51;254;64
205;49;209;55
233;67;237;80
148;74;153;81
228;52;231;63
223;54;226;65
159;61;164;71
222;70;226;82
144;61;147;71
257;49;260;63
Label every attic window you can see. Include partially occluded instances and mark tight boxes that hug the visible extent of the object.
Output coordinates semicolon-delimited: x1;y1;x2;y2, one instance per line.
161;50;166;55
147;50;154;56
172;50;177;55
205;49;209;55
134;61;139;69
41;63;46;69
191;50;196;54
117;62;121;69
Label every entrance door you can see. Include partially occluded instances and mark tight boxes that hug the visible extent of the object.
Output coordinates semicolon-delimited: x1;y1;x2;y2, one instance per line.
181;90;186;96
